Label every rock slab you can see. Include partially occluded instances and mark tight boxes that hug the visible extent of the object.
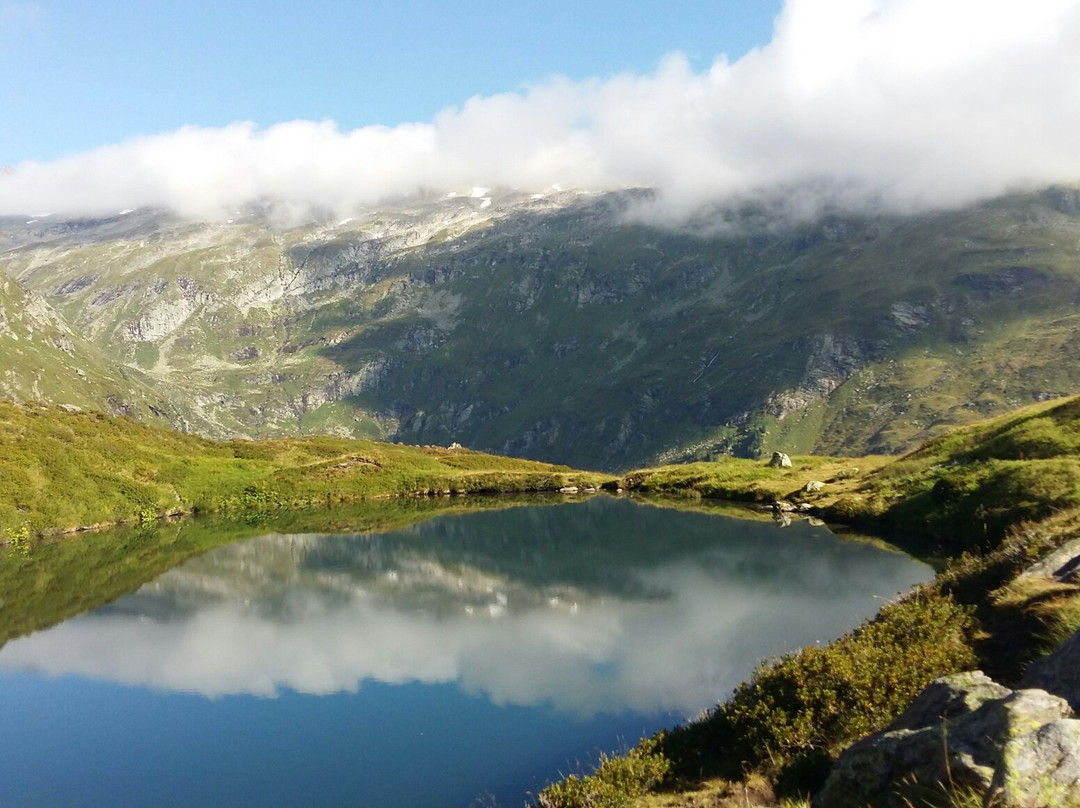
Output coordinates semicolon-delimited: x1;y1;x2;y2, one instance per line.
814;668;1080;808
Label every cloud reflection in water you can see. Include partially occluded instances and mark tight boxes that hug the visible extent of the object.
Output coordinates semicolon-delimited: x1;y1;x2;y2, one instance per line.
0;497;930;717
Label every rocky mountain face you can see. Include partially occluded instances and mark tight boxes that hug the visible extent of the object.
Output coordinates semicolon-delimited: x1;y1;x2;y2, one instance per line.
2;185;1080;470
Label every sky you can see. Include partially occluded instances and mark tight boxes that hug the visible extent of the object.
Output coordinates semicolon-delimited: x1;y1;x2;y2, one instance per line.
2;0;1080;221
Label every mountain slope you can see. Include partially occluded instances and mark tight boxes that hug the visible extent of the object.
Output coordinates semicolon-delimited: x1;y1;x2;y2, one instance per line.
0;271;174;423
2;186;1080;469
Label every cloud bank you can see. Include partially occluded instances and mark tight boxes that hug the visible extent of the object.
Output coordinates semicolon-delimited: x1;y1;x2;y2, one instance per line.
3;0;1080;221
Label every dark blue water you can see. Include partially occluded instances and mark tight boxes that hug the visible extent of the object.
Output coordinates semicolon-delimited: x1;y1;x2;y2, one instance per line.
0;496;930;807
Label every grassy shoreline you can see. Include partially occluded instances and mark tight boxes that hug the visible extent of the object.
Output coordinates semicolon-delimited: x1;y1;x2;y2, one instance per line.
0;400;610;538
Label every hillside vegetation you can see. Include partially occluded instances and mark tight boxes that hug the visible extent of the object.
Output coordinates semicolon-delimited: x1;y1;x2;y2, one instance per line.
0;400;604;536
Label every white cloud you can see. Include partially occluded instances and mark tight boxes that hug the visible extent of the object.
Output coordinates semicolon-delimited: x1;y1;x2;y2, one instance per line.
2;0;1079;221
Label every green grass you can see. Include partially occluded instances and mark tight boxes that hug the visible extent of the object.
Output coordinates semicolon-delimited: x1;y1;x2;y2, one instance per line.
818;396;1080;550
0;400;608;536
617;456;887;504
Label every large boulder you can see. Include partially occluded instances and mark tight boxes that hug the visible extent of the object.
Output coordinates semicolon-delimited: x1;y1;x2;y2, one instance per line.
814;671;1080;808
769;452;792;468
993;719;1080;807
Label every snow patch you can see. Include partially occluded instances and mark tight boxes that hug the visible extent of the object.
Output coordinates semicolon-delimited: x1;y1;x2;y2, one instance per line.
470;187;490;198
337;218;354;226
479;198;492;209
118;208;135;215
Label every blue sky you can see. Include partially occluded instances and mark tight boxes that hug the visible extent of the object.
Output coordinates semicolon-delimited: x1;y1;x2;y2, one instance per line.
0;0;781;165
2;0;1079;220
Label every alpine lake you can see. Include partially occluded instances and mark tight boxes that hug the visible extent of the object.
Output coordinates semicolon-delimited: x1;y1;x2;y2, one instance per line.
0;494;931;807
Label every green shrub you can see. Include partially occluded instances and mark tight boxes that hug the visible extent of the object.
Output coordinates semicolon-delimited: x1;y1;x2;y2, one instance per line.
534;738;670;808
4;520;31;556
665;590;975;780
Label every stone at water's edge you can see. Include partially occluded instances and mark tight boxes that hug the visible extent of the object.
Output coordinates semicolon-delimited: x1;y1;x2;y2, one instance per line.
814;657;1080;808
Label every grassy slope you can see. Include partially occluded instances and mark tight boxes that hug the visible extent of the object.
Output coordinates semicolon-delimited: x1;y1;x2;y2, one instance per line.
538;395;1080;807
0;400;607;535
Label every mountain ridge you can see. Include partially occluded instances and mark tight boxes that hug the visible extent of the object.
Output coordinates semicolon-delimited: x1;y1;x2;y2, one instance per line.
2;185;1080;470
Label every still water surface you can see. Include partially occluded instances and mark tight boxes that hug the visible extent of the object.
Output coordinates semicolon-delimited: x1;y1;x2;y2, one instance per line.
0;496;930;807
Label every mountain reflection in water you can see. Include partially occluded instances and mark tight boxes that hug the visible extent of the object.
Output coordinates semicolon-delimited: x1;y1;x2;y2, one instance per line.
0;496;930;718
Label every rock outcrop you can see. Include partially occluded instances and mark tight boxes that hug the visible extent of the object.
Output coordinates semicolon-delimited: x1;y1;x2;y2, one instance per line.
1022;625;1080;715
769;452;792;468
816;636;1080;808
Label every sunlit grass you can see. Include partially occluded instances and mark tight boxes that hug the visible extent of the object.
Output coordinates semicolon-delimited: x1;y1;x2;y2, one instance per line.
0;400;609;536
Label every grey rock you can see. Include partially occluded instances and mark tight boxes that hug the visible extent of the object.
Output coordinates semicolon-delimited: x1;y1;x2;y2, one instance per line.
815;672;1079;808
889;671;1011;732
804;480;825;493
993;719;1080;807
1023;627;1080;713
772;500;797;512
1020;538;1080;584
769;452;792;468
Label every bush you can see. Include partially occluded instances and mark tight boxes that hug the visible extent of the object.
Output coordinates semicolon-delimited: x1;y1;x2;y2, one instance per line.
665;590;975;780
534;738;670;808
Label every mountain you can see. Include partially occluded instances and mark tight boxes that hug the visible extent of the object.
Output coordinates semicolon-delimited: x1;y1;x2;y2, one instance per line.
2;185;1080;470
0;267;172;422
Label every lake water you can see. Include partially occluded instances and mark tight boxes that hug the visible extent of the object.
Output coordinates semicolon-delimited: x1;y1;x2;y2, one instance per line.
0;496;930;807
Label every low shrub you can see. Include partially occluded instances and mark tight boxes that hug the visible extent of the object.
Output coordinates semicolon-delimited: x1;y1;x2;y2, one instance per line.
664;590;975;781
534;738;670;808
